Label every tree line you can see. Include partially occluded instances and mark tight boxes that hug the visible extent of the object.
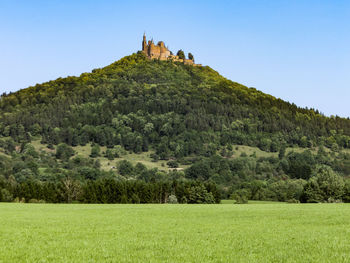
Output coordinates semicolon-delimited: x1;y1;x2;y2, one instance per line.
0;178;220;204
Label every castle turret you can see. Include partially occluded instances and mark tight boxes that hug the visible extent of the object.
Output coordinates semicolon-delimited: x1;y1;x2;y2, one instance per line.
142;33;147;53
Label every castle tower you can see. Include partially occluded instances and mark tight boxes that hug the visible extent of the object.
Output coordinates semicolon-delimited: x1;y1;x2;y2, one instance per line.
142;33;147;53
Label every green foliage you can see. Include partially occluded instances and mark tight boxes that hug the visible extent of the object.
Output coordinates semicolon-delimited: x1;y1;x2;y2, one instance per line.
150;153;159;162
343;180;350;203
105;148;115;160
231;189;249;204
90;144;100;158
1;189;13;202
168;194;178;204
0;138;16;154
185;160;211;180
56;143;74;160
278;145;286;159
117;160;134;176
177;49;185;59
268;179;306;202
188;184;215;204
167;160;179;168
302;166;345;203
285;151;314;180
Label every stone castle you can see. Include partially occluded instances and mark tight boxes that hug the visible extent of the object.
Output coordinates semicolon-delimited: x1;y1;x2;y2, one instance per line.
141;34;198;66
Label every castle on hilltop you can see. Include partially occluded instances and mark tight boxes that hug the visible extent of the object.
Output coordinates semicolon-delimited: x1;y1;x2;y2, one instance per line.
141;34;199;66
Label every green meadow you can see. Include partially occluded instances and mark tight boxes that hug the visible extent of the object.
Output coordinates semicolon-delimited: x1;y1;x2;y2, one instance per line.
1;203;350;262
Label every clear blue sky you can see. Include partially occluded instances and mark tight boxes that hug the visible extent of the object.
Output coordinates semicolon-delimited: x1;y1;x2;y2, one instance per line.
1;0;349;117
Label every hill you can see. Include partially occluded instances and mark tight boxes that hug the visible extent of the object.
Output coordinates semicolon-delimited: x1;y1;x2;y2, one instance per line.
2;52;350;150
1;52;350;203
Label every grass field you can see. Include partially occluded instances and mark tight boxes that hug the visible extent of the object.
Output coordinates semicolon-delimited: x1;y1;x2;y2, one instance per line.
1;203;350;262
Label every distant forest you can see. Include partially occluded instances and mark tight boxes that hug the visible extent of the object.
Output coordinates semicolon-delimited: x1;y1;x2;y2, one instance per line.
1;52;350;203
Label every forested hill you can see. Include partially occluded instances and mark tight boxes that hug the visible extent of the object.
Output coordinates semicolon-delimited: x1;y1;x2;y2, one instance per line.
1;51;350;152
2;51;350;204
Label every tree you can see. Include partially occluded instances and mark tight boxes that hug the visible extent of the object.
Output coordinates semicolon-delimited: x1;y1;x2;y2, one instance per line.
286;151;314;180
167;160;179;168
188;184;215;204
278;145;286;159
269;179;306;202
105;149;115;160
1;189;13;202
118;160;134;176
231;189;249;204
90;145;100;158
23;143;39;158
60;177;82;203
134;162;147;175
188;53;194;61
143;123;154;135
150;153;159;162
56;143;74;160
177;50;185;60
93;159;101;169
185;160;211;180
303;166;345;203
30;123;42;136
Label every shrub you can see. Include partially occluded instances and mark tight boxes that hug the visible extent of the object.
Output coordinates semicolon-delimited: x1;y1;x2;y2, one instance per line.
177;50;185;60
231;189;249;204
150;153;159;162
168;194;178;204
327;197;342;203
1;189;13;202
167;160;179;168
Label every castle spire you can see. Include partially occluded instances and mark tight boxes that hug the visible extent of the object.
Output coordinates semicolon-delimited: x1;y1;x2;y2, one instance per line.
142;33;147;53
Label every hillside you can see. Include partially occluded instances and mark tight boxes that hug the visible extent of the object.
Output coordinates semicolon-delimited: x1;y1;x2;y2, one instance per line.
1;52;350;204
1;52;350;150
